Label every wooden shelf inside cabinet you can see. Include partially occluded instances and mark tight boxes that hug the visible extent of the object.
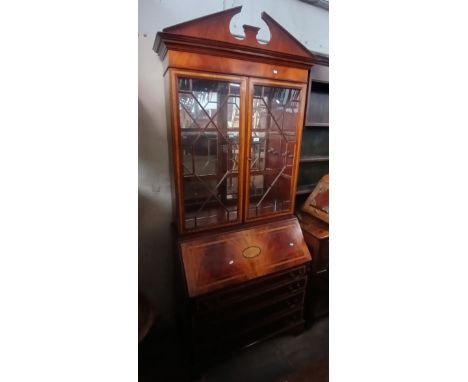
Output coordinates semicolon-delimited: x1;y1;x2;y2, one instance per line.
304;123;329;128
296;184;317;196
299;73;328;199
306;81;329;125
300;155;329;163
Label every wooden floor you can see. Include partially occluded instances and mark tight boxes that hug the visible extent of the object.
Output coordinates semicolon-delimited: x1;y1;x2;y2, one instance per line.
139;316;329;382
273;356;328;382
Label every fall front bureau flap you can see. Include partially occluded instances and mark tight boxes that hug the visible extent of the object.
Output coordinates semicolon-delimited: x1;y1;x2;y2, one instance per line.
179;217;312;297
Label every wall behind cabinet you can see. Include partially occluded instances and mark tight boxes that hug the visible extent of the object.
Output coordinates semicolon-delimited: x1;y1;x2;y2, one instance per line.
138;0;328;325
139;0;329;54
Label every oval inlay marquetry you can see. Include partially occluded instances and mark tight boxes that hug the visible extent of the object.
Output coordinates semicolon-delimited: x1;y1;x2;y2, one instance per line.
242;246;261;259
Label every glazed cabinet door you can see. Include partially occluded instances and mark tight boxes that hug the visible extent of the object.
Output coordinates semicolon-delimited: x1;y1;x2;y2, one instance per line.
245;79;307;221
171;71;247;233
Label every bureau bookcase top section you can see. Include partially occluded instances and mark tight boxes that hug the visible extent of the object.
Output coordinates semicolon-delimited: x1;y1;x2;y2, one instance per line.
154;7;315;235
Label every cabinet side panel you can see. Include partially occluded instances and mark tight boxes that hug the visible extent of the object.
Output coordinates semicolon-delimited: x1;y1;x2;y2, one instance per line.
164;69;182;232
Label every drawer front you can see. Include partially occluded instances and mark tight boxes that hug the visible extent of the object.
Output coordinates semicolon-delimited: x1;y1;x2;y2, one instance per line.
194;277;307;322
193;299;304;343
190;264;309;359
193;290;305;331
194;310;304;356
194;265;308;314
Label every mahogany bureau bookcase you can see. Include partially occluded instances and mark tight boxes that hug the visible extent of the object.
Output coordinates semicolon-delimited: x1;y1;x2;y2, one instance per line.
153;6;316;364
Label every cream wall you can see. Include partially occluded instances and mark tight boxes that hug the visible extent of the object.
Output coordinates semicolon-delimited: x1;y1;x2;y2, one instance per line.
138;0;328;325
138;34;175;324
139;0;329;54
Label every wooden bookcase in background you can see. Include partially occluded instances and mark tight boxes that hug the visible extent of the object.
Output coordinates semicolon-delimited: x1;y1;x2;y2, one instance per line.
296;59;329;208
294;58;329;323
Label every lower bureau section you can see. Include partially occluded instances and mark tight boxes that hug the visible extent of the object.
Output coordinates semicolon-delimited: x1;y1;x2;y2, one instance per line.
195;314;305;359
177;217;313;368
189;265;309;363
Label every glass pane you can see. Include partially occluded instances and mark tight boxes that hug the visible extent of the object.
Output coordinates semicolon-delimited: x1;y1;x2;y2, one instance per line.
178;77;241;230
248;85;301;219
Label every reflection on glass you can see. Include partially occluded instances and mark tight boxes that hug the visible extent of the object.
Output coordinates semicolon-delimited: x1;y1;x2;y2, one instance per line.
178;77;241;230
248;85;301;219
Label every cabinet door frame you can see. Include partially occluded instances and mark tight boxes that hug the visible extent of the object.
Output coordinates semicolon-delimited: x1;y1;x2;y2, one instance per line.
243;77;308;223
169;69;248;234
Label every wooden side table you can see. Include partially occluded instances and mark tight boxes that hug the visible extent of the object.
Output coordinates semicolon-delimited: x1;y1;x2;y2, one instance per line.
297;211;329;324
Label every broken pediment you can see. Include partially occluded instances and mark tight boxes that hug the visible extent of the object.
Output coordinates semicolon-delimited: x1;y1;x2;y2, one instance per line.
154;6;315;67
